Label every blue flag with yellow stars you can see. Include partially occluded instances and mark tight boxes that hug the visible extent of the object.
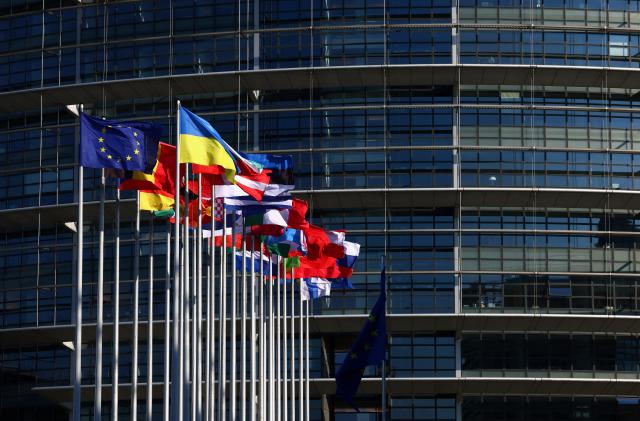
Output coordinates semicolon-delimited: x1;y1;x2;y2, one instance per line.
335;265;387;409
79;112;162;173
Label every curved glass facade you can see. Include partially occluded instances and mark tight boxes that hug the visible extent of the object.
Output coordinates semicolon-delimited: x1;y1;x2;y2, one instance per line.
2;1;640;420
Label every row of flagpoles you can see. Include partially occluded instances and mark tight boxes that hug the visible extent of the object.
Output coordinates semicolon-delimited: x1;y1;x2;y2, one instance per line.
70;100;363;421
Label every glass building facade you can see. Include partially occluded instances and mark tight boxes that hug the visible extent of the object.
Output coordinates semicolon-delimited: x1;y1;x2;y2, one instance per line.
2;0;640;419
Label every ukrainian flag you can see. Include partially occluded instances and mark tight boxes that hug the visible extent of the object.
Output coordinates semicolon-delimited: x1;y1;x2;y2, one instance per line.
178;106;238;180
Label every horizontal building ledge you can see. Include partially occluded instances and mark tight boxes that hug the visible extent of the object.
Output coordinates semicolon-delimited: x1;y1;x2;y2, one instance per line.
1;64;639;113
31;376;640;403
4;313;640;348
2;187;640;231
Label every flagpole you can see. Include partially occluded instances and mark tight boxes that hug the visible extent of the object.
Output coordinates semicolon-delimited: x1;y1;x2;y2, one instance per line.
204;219;211;421
381;254;387;421
250;237;257;421
73;171;83;421
290;268;295;421
112;179;121;421
298;278;303;421
259;243;266;421
282;262;288;421
276;258;282;421
305;299;310;421
183;164;191;421
163;220;171;421
196;174;203;421
191;211;198;421
209;186;216;421
147;213;155;421
230;210;238;421
268;252;274;421
132;190;141;421
179;220;186;419
240;217;247;421
185;179;198;421
171;99;183;421
94;168;106;421
219;205;228;421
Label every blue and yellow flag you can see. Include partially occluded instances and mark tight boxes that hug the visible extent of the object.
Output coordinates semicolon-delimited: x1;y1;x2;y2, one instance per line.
79;112;161;172
178;106;239;180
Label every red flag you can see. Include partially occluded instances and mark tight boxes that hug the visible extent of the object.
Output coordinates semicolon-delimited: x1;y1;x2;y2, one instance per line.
120;142;177;196
191;155;271;201
302;224;346;259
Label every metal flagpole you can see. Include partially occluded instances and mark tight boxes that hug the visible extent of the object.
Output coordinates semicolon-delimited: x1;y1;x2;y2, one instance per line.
112;179;121;421
249;237;256;421
72;103;84;421
259;244;266;421
94;168;106;421
184;165;191;421
282;262;287;421
171;99;183;421
209;186;216;421
204;227;211;421
196;175;203;421
381;255;387;421
230;210;238;421
268;253;274;421
298;278;303;421
191;206;198;421
219;205;228;421
147;214;154;421
185;184;198;421
179;220;185;419
241;218;247;421
276;259;281;421
289;269;295;421
132;191;141;421
305;299;310;421
163;220;171;421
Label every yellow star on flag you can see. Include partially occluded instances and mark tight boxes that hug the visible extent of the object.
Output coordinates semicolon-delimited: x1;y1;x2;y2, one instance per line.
134;149;140;155
100;147;106;152
133;132;138;137
126;155;132;161
107;154;112;159
98;137;104;143
101;128;107;133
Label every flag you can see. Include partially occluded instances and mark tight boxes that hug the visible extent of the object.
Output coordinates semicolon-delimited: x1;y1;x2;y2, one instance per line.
335;266;387;408
189;165;271;202
306;241;361;284
301;278;332;301
263;228;305;257
140;191;174;211
79;112;162;172
243;198;308;235
235;250;278;275
223;196;293;212
208;153;294;199
302;224;345;259
120;142;176;193
179;106;261;182
242;153;294;196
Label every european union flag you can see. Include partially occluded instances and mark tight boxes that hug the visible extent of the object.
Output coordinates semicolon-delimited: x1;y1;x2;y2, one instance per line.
335;266;387;408
79;112;162;173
